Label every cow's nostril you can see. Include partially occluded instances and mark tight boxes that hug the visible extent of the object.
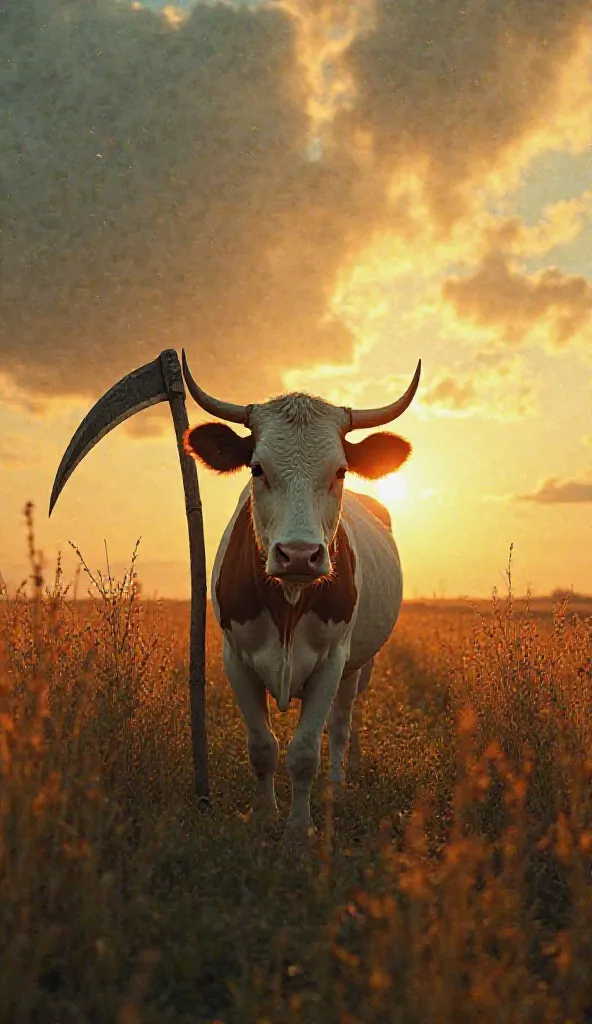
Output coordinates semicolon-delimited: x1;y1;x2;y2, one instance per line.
276;544;290;566
271;541;327;576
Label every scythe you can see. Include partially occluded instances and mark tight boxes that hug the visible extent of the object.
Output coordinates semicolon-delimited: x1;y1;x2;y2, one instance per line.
49;348;210;806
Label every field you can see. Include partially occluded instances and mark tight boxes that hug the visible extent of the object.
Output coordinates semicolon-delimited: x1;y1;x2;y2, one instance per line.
2;515;592;1023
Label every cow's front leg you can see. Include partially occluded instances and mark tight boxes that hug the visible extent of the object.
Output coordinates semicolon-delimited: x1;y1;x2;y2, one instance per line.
326;669;360;789
223;640;279;816
285;654;346;833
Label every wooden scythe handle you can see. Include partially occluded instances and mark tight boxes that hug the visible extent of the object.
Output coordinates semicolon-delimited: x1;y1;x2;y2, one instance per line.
160;349;210;807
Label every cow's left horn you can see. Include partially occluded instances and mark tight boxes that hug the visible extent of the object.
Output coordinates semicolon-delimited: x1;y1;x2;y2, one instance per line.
345;359;421;431
182;350;251;425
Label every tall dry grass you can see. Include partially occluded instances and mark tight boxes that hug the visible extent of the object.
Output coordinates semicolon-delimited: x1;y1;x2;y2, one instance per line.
1;506;591;1023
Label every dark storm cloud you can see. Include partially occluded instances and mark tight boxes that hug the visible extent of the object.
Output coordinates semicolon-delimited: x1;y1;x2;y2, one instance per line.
339;0;589;226
0;0;380;409
1;0;589;417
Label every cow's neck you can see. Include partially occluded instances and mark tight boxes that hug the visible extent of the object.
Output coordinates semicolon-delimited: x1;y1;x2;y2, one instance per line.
216;495;357;635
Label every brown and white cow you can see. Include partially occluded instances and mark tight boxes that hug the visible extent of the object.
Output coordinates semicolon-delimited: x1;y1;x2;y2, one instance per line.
182;351;421;835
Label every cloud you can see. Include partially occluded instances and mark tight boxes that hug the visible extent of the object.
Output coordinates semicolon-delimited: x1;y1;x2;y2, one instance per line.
1;0;376;408
479;197;591;260
1;0;591;418
280;330;417;407
517;474;592;504
421;376;477;413
442;253;592;349
419;356;536;420
122;403;172;438
0;435;39;470
340;0;592;226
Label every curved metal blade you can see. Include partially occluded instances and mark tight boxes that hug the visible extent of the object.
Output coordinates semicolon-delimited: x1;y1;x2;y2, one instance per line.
49;355;167;516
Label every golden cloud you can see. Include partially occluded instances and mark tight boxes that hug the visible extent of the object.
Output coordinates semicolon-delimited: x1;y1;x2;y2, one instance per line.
0;435;39;470
442;253;592;350
479;196;591;260
418;355;536;420
340;1;592;228
517;474;592;504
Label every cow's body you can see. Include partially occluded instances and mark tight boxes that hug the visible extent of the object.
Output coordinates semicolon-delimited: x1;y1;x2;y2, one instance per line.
209;483;402;830
181;354;421;834
213;484;402;707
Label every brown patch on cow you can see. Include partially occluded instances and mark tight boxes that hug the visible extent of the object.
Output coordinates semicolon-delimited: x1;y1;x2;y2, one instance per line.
349;490;392;531
216;499;357;642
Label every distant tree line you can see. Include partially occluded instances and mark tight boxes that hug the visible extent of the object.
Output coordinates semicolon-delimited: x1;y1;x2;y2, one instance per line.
550;588;592;602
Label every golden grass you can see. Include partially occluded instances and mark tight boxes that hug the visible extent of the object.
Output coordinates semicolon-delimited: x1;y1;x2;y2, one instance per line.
1;507;592;1023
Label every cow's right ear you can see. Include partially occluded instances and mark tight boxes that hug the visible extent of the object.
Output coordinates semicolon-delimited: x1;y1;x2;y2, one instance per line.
183;423;255;474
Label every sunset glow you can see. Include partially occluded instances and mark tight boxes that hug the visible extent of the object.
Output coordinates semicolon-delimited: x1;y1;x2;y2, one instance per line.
1;0;590;601
373;473;409;507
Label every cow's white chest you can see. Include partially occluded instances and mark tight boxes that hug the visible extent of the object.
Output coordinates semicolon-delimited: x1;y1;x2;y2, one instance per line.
226;609;352;708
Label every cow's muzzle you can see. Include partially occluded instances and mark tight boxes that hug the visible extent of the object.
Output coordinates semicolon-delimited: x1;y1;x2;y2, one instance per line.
267;540;330;582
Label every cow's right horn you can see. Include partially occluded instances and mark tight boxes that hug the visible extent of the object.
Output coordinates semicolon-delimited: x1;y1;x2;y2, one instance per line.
182;350;252;426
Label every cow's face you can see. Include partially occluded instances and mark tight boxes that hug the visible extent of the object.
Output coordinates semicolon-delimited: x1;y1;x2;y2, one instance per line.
244;397;349;583
184;394;412;587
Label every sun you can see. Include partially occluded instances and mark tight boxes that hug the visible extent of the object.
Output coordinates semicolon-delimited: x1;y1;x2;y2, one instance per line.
374;472;408;505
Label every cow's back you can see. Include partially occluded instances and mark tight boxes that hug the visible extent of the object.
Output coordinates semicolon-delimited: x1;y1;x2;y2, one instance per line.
340;490;402;672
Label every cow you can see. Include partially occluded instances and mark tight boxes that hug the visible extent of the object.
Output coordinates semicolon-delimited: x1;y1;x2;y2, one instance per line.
181;351;421;836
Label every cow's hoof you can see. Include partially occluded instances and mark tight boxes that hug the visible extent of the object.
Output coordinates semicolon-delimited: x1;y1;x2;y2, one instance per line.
326;778;345;799
283;822;318;852
251;802;280;826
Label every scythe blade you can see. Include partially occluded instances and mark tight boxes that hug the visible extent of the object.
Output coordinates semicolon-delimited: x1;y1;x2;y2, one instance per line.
48;347;210;804
49;355;168;516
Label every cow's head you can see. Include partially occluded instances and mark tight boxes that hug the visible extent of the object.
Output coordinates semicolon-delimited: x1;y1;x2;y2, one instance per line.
182;351;420;587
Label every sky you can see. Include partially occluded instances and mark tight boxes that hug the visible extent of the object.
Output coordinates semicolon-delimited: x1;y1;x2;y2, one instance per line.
0;0;591;600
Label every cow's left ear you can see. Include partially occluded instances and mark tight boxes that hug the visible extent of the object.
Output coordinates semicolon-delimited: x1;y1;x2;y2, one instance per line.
343;432;411;479
184;422;255;474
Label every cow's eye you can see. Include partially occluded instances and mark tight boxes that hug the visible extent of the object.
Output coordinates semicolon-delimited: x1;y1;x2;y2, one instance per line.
335;467;347;480
250;463;265;478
